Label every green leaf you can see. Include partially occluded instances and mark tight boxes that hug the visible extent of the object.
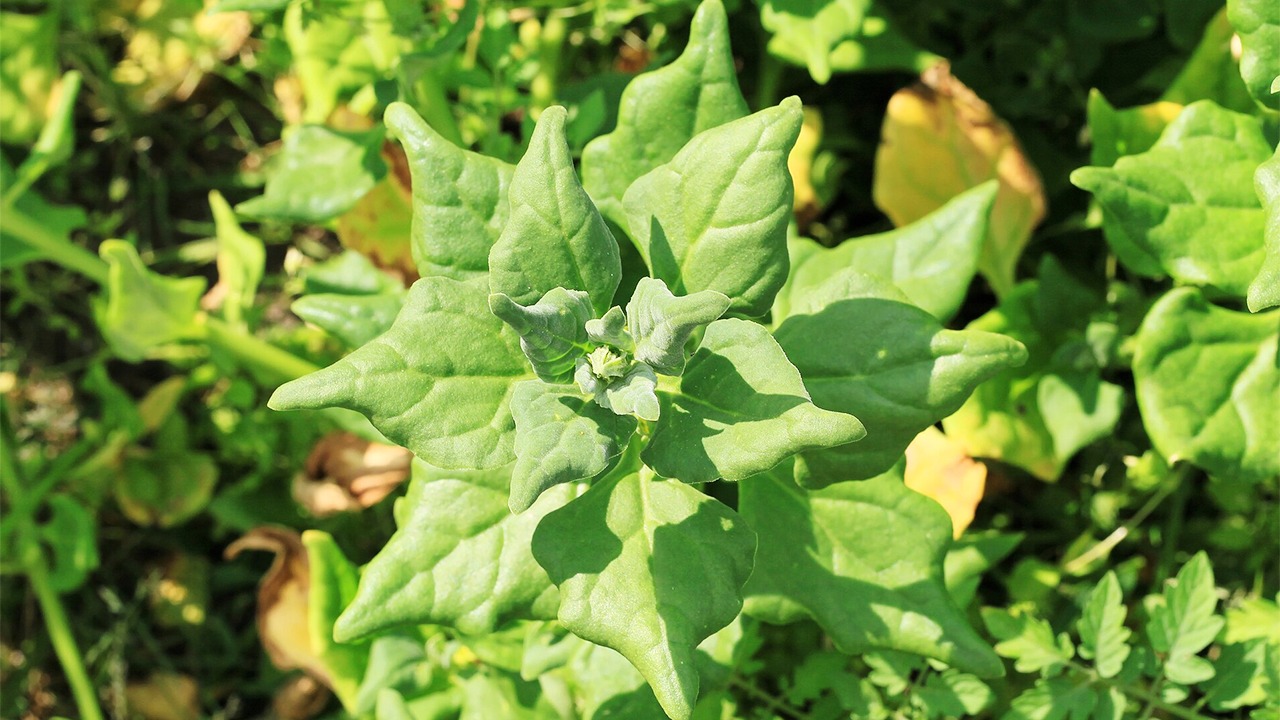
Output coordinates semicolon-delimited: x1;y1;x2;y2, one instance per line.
599;363;661;422
774;181;996;324
0;10;58;144
1227;0;1280;104
760;0;870;84
1077;572;1131;678
304;250;403;296
509;381;637;513
6;70;81;202
1249;146;1280;312
1002;678;1098;720
1132;288;1279;481
579;0;749;224
237;125;388;223
623;99;803;317
1161;9;1256;113
943;279;1123;481
626;278;731;375
209;191;265;326
302;530;367;710
1084;90;1181;168
982;608;1074;674
489;289;594;384
914;670;995;718
644;318;866;484
1070;101;1270;298
270;277;532;469
385;102;515;280
93;240;208;362
489;106;621;316
584;306;631;351
773;275;1026;485
37;496;99;594
291;292;405;350
0;157;87;266
334;466;568;641
115;451;218;528
531;472;756;720
1205;639;1271;711
741;463;1003;677
1145;552;1225;685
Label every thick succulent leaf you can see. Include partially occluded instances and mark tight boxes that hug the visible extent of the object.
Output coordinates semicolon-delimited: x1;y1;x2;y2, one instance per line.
585;306;632;351
489;106;621;316
775;182;996;324
236;125;387;223
740;461;1003;678
1132;288;1279;481
623;99;803;317
644;318;866;484
1145;553;1225;685
1248;147;1280;312
489;289;594;383
1077;572;1131;679
291;292;405;350
1227;0;1280;104
873;65;1045;296
1071;101;1270;298
333;465;569;641
579;0;748;224
531;471;756;720
773;274;1027;485
626;277;732;375
509;381;637;513
384;102;515;280
93;240;207;362
600;363;661;422
270;277;532;469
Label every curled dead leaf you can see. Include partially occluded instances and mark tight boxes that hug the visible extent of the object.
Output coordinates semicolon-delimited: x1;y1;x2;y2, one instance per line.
904;426;987;538
787;107;824;231
873;61;1045;296
224;527;333;688
273;675;332;720
292;432;412;517
335;142;419;281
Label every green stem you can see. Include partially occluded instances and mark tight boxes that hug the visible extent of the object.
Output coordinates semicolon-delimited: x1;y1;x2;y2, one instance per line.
414;65;464;147
1;206;108;285
27;556;105;720
754;52;784;109
1155;466;1193;585
204;316;320;382
530;15;566;113
1070;661;1207;720
728;676;811;720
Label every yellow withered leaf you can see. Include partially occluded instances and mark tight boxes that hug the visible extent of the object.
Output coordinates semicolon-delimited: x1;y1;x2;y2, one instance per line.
335;142;418;280
873;62;1045;296
904;426;987;538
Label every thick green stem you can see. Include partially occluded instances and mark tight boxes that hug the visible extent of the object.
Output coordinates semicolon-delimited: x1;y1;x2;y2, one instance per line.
27;560;105;720
204;316;320;382
1;206;108;284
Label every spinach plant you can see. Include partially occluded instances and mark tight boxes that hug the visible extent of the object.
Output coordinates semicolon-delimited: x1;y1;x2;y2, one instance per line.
269;2;1028;717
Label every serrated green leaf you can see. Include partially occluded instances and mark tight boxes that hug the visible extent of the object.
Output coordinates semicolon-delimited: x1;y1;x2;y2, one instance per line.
301;530;367;710
1132;288;1279;481
741;463;1004;677
334;466;568;641
643;318;866;484
1002;678;1097;720
291;292;405;350
1205;639;1271;711
237;125;387;223
1249;147;1280;312
982;608;1074;674
93;240;208;362
623;99;803;317
489;289;595;383
774;182;996;324
509;381;636;513
489;106;621;316
914;669;995;718
385;102;515;280
943;278;1123;481
1077;572;1131;678
531;472;756;720
1070;101;1270;298
773;276;1026;485
626;277;731;375
1227;0;1280;104
209;191;264;327
270;277;532;469
580;0;749;224
1145;552;1225;685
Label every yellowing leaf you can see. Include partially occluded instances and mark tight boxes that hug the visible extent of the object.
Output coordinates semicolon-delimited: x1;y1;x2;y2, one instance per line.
124;672;200;720
788;106;824;228
873;63;1046;295
904;426;986;538
335;141;417;280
